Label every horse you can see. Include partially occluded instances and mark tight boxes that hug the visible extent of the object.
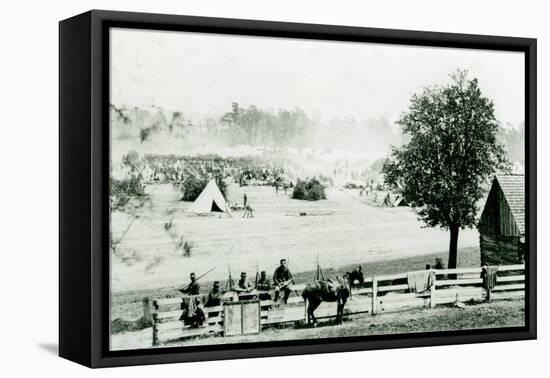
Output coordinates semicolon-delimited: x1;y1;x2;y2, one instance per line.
346;266;365;287
302;275;351;326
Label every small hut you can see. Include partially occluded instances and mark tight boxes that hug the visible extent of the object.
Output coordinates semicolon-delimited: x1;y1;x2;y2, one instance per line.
478;175;525;265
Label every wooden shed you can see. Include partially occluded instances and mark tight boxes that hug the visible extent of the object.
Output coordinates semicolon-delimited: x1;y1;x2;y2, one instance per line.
478;175;525;265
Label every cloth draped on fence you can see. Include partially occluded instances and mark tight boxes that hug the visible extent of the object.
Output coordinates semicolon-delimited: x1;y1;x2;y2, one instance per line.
407;270;435;293
482;266;499;290
180;295;205;321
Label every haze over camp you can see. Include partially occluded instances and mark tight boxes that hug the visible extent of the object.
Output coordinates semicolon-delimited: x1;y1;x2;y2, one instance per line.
109;28;526;350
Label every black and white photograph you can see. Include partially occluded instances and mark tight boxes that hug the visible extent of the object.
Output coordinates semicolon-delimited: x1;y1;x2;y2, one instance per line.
108;27;528;351
2;0;548;374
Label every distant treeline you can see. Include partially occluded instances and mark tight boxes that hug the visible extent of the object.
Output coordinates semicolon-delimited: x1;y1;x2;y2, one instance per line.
498;122;525;165
110;102;403;155
110;103;524;164
221;102;312;147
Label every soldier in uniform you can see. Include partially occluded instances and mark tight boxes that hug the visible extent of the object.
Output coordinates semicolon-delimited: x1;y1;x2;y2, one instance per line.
273;259;294;303
180;272;200;295
205;281;223;307
205;281;223;318
256;271;272;301
234;272;254;293
179;272;204;326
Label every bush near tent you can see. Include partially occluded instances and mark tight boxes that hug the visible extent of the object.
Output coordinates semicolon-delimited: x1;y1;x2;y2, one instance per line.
292;178;326;201
180;175;228;202
180;176;208;202
111;174;146;209
187;179;231;214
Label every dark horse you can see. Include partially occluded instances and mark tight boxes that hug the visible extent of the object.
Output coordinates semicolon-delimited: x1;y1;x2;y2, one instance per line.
302;276;350;326
346;266;365;288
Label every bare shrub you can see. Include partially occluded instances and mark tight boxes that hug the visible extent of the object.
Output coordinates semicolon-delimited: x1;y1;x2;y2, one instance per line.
144;256;164;273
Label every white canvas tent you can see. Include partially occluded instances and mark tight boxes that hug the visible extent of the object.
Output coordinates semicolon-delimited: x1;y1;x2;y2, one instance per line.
392;194;409;207
187;179;231;214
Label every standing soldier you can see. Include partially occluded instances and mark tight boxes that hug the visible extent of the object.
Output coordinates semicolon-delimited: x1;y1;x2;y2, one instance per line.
273;259;294;304
180;272;200;295
243;193;248;207
179;272;204;326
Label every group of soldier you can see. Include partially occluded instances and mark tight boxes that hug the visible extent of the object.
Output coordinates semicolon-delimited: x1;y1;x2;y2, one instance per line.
180;259;295;309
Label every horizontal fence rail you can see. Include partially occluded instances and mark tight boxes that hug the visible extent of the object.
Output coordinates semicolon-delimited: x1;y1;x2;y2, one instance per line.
146;264;525;345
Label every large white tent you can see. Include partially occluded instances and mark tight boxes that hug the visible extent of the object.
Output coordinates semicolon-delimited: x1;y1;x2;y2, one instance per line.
187;179;231;214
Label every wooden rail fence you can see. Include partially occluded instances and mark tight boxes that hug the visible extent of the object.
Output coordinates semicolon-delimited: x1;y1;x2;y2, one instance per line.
146;264;525;346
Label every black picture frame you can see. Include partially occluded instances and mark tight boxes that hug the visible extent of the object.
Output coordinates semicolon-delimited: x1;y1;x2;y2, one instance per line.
59;9;537;368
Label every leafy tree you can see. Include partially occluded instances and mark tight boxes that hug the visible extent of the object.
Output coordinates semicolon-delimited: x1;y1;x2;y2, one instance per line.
370;157;390;173
384;70;509;269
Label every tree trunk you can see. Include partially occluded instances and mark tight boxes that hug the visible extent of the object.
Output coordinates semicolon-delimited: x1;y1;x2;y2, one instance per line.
448;224;460;270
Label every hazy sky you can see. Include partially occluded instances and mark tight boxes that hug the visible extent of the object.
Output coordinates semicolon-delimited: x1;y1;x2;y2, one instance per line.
110;28;525;125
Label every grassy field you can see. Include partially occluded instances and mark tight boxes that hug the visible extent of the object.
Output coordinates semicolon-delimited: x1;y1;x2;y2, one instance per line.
111;182;479;294
110;299;524;350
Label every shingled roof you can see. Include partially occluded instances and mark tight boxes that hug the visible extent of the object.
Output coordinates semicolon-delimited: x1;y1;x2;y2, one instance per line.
496;175;525;235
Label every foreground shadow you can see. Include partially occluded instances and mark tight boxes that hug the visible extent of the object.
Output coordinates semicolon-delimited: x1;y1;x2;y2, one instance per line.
38;343;58;356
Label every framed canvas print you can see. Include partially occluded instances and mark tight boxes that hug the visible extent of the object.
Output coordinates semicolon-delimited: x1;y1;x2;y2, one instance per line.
59;10;537;368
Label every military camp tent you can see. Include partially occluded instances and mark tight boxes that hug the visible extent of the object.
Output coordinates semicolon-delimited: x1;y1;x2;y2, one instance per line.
187;179;231;214
392;195;409;207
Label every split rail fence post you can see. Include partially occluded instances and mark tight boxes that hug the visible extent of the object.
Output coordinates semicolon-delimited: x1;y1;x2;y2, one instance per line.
371;277;378;315
151;299;159;346
429;273;436;308
142;297;152;322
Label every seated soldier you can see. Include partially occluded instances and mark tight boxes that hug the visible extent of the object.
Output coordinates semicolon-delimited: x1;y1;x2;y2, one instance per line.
256;271;272;301
205;281;223;318
205;281;223;307
234;272;255;299
273;259;294;304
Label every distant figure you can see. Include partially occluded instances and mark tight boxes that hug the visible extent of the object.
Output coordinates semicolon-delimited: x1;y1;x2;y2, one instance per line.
234;272;254;293
275;182;280;195
283;183;289;195
243;193;248;207
243;204;254;218
273;259;294;303
434;258;446;279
